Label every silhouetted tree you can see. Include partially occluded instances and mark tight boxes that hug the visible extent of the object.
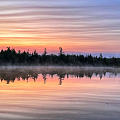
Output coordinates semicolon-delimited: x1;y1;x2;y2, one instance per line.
59;47;64;56
43;48;47;56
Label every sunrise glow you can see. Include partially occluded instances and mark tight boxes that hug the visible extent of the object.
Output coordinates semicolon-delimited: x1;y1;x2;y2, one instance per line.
0;0;120;53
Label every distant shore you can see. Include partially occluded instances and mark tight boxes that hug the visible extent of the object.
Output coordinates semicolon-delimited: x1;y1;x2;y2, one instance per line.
0;47;119;66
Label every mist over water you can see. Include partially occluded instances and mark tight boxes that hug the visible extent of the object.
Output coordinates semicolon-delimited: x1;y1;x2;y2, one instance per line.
0;66;120;84
0;67;120;120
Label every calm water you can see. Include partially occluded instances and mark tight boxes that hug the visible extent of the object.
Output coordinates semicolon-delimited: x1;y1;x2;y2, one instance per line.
0;67;120;120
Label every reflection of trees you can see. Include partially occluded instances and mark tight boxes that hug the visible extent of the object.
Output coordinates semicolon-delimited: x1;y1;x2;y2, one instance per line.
58;74;65;85
0;70;39;84
42;73;47;84
0;68;119;84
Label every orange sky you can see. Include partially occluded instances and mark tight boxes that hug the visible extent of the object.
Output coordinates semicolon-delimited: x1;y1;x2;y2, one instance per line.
0;0;120;53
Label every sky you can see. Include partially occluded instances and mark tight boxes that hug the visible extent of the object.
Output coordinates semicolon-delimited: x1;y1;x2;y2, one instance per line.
0;0;120;54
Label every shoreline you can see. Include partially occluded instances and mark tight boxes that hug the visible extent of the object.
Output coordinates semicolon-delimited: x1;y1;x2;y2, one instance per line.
0;65;119;71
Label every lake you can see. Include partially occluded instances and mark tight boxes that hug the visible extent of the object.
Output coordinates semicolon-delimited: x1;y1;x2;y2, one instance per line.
0;66;120;120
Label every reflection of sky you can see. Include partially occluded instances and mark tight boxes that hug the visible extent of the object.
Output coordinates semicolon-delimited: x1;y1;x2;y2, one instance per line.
0;0;120;54
0;71;120;120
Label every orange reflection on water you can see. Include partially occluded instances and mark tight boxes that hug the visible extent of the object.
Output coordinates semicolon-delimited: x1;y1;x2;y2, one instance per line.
0;74;120;120
0;74;120;92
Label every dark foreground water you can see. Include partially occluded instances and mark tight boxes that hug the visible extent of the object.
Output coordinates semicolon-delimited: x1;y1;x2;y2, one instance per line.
0;67;120;120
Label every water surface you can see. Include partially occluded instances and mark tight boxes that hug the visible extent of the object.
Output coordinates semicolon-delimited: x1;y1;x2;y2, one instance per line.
0;67;120;120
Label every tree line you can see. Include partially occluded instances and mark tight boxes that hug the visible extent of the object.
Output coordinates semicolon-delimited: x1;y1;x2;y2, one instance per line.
0;47;119;66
